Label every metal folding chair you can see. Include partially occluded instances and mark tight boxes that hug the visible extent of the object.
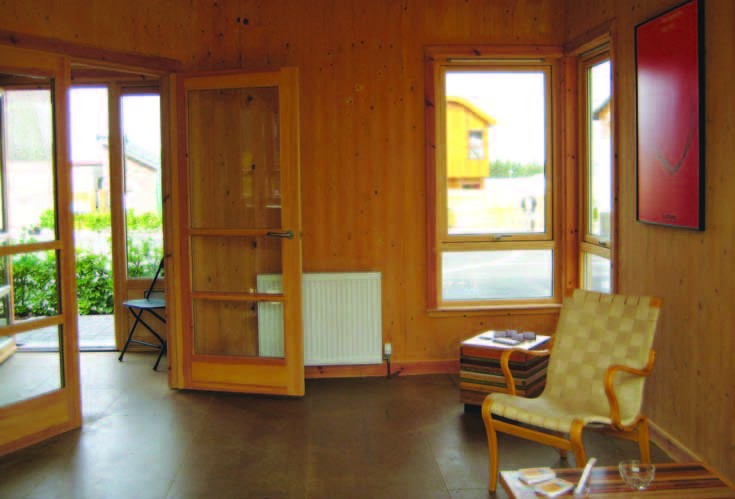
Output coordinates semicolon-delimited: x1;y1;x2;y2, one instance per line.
118;258;167;370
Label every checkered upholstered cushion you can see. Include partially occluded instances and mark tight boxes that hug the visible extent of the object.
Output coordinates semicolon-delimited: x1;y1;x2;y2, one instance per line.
488;290;660;433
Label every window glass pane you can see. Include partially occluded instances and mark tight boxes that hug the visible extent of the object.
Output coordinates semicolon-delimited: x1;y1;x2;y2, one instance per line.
122;95;163;278
442;250;552;301
4;84;56;243
12;250;59;320
0;326;63;407
445;72;546;235
587;60;612;242
70;87;108;216
582;252;611;294
468;130;484;159
0;250;8;288
70;87;115;319
0;294;9;327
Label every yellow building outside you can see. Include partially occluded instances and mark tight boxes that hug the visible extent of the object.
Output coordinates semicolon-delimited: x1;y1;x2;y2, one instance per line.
446;96;495;189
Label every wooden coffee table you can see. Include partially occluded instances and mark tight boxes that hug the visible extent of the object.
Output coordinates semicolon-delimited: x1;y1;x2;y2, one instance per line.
501;463;735;498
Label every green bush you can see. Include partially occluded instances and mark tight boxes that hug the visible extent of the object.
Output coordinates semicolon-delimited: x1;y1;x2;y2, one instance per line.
75;252;115;315
39;209;162;233
127;235;163;278
12;237;162;318
488;160;544;178
12;251;59;318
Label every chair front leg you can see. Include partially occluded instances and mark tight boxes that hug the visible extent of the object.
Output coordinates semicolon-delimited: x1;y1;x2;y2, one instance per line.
636;417;651;463
569;420;587;467
481;396;500;493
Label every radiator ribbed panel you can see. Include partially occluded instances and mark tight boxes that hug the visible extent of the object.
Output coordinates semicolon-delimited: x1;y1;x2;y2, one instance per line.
257;272;382;365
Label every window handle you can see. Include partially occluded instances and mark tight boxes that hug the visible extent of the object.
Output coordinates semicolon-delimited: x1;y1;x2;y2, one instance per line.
492;234;510;241
267;230;294;239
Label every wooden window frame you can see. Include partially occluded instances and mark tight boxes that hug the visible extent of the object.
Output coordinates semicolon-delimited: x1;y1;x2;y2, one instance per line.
425;46;564;311
573;32;616;293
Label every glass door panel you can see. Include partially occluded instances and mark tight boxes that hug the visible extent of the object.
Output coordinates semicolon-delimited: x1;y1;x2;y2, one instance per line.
0;325;62;407
190;235;283;293
188;86;281;230
10;249;60;324
121;94;163;278
3;86;56;244
192;299;284;358
0;46;80;457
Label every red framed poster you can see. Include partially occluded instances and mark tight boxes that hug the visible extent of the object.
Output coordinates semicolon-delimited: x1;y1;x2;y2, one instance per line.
636;0;705;230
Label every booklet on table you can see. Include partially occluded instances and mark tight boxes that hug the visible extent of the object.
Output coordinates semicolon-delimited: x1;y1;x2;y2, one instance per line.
517;467;556;485
534;478;575;498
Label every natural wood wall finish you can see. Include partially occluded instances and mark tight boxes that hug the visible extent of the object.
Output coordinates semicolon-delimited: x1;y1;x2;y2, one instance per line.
565;0;735;486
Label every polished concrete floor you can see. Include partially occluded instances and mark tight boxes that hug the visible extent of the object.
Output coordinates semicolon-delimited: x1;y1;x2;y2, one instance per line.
16;314;115;351
0;352;672;499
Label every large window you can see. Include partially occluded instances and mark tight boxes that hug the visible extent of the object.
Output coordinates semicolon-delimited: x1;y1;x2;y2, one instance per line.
426;49;559;308
580;53;613;293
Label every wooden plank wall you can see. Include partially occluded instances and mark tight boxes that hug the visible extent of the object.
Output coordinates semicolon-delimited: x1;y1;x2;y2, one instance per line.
0;0;567;366
565;0;735;485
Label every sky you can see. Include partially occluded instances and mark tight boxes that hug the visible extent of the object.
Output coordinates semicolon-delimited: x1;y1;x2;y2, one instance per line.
590;60;611;110
445;64;611;165
446;71;546;165
69;88;161;163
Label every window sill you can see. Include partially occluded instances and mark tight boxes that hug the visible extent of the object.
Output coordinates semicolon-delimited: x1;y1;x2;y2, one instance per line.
427;303;561;318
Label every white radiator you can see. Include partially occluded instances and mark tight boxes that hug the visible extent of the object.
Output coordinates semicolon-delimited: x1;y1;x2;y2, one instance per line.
257;272;382;365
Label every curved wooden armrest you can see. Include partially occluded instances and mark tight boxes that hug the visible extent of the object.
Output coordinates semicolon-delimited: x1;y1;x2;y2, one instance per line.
604;349;655;428
500;345;552;396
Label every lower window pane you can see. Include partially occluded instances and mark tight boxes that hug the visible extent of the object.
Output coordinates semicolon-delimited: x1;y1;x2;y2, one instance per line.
583;252;611;294
442;250;552;301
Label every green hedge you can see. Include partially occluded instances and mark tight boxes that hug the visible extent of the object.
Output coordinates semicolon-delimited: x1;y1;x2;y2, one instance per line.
12;252;59;318
488;160;544;178
39;209;162;232
12;238;162;318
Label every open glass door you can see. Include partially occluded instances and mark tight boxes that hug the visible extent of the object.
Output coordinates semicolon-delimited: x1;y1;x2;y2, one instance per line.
0;47;81;455
173;68;303;395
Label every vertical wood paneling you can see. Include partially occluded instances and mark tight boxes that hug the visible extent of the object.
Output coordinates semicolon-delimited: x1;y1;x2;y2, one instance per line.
566;0;735;485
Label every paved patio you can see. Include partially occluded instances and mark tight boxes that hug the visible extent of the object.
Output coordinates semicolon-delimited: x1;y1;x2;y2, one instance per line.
15;315;116;351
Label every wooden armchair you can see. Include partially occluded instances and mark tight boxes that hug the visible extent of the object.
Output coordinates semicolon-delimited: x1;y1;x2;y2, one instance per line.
481;289;661;492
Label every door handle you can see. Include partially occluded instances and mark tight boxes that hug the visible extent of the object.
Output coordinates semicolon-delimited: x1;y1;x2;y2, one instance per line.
266;230;294;239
